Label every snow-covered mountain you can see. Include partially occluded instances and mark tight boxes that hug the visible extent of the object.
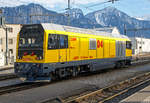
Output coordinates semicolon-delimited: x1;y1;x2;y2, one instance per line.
85;7;150;37
140;15;150;21
1;3;101;28
1;4;150;37
65;8;84;19
135;17;145;21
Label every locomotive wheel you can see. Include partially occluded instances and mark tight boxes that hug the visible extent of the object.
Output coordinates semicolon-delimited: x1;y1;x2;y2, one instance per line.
49;72;56;81
115;62;121;68
72;67;78;77
121;61;126;68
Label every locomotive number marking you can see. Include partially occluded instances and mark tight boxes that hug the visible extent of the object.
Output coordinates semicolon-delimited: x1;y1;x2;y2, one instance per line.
70;38;77;41
97;40;103;48
73;56;79;60
100;40;103;48
97;40;100;48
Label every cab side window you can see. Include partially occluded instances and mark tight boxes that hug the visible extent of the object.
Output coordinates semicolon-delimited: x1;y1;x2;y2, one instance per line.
48;34;59;49
48;34;68;49
59;35;68;49
126;41;132;49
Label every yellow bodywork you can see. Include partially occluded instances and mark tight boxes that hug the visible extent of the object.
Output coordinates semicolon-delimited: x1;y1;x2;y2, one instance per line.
16;30;132;63
126;49;132;57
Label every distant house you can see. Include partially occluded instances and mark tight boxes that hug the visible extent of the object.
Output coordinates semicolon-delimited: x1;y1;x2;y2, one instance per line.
0;24;21;65
94;27;122;37
131;37;150;55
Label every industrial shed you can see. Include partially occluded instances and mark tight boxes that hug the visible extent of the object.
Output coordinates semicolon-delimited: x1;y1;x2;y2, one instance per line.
131;37;150;55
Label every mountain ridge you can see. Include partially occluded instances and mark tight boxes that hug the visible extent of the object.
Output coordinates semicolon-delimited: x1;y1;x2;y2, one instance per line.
85;6;150;37
1;3;150;37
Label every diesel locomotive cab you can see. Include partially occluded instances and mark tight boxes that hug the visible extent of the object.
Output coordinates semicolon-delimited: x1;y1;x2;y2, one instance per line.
15;24;46;81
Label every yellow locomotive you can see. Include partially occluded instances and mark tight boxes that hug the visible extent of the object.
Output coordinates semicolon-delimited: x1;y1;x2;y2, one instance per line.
15;23;132;82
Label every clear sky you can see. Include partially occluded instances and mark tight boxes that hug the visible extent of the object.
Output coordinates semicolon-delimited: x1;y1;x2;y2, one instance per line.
0;0;150;17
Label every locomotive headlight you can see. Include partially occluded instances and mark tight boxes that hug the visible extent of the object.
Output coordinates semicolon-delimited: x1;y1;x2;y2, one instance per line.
18;56;22;59
39;56;42;60
31;52;35;56
23;52;28;56
36;56;43;60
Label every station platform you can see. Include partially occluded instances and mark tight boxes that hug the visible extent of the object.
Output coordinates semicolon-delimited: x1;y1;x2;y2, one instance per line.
120;84;150;103
0;65;14;70
0;65;14;74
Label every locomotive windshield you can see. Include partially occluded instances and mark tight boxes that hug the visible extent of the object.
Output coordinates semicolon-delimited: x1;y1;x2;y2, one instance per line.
19;24;44;49
17;24;44;59
19;34;43;48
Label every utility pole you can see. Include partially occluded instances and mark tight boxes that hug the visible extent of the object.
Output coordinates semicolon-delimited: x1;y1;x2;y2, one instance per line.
65;0;71;25
124;24;127;35
5;27;8;65
30;15;32;24
68;0;70;9
141;34;143;54
0;16;11;65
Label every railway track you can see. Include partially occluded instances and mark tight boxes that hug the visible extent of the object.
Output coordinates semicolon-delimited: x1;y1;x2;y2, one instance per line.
0;67;13;71
0;58;149;101
0;82;49;96
0;74;18;81
42;72;150;103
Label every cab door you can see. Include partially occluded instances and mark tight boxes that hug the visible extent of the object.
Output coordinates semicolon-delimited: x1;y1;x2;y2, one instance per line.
59;35;68;62
79;37;89;60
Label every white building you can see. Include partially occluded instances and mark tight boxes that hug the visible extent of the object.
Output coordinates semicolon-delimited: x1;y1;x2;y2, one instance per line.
0;24;21;65
131;37;150;55
93;27;128;38
94;27;121;36
0;51;5;67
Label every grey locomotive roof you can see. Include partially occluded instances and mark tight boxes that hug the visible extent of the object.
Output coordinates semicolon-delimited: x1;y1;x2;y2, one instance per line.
41;23;129;39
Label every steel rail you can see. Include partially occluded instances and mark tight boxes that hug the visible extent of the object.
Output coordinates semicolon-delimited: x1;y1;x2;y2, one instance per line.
0;74;17;81
0;82;49;96
0;67;13;71
45;72;150;103
67;72;150;103
0;57;148;101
